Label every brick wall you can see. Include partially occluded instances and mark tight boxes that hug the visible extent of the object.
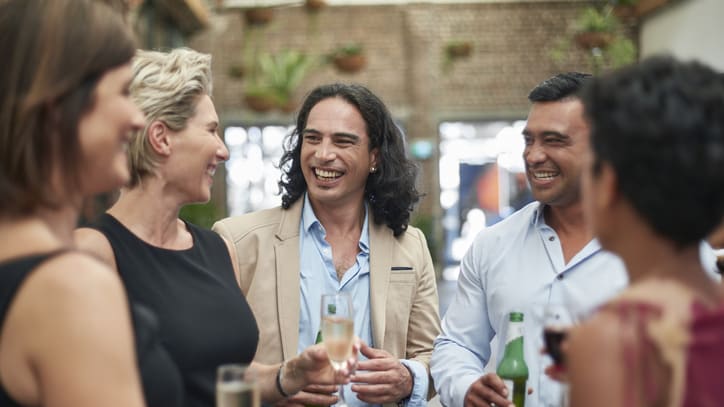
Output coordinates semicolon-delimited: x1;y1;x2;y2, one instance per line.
190;1;612;220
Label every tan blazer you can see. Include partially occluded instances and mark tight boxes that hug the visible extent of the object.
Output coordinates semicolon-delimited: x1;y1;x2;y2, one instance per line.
212;199;440;398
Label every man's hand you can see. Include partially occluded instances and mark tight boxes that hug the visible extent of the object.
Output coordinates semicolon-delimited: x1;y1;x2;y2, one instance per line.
273;385;338;407
349;342;413;404
464;373;513;407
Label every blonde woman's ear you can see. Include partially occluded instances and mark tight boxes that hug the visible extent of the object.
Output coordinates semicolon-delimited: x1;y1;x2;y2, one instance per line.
147;120;171;156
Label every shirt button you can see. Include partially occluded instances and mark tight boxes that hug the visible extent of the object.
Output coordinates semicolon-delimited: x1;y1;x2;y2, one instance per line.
557;274;564;280
548;236;555;241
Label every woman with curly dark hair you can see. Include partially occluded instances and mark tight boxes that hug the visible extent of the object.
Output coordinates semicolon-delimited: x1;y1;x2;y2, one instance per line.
566;56;724;407
214;83;440;406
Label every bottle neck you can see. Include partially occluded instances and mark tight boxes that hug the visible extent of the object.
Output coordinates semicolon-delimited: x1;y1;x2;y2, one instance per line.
503;320;524;356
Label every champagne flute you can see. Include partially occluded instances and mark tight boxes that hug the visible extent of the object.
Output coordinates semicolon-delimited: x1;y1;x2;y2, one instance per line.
320;293;354;407
216;364;259;407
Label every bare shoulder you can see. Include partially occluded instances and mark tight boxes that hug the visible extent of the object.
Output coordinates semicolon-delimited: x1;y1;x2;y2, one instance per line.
24;251;124;304
6;251;130;351
567;310;626;407
74;227;116;268
4;251;143;407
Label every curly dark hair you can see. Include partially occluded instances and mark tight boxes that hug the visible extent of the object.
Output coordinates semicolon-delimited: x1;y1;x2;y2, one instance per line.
278;83;421;237
582;56;724;247
528;72;592;102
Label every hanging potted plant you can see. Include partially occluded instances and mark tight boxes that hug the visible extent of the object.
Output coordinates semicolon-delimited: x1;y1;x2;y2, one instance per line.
573;6;618;50
244;6;274;26
611;0;638;20
244;50;316;113
442;40;473;73
330;43;366;73
445;40;473;58
305;0;326;11
549;3;636;75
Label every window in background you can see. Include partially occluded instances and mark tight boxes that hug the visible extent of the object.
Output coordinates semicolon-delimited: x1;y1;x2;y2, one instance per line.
439;119;529;280
224;124;292;216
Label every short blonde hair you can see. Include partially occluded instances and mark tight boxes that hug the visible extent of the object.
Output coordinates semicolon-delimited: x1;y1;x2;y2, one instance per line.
128;47;212;186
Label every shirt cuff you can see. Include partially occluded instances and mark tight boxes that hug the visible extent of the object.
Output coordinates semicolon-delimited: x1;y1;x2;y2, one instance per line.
398;359;428;407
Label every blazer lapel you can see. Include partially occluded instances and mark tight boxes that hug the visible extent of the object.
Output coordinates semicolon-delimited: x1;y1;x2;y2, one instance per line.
369;218;393;349
275;200;303;360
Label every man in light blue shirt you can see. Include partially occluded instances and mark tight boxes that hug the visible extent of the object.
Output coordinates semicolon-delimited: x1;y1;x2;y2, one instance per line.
298;194;429;407
214;83;439;407
431;73;629;407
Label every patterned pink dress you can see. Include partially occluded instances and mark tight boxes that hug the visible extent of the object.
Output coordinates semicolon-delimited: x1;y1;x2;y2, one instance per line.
603;298;724;407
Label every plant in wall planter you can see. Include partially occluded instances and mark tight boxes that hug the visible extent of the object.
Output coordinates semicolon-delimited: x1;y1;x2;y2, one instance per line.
442;40;473;72
305;0;326;11
610;0;638;20
330;43;366;73
244;7;274;26
573;5;618;50
244;50;316;113
550;4;636;74
227;64;245;79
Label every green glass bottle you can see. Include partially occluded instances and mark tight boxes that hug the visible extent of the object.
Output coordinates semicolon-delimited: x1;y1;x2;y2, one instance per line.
496;312;529;407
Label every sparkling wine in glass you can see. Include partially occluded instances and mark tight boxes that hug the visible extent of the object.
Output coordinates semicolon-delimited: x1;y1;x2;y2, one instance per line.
321;293;354;406
216;364;259;407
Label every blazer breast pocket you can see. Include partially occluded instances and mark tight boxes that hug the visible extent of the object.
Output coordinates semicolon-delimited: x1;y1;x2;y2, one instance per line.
389;266;415;284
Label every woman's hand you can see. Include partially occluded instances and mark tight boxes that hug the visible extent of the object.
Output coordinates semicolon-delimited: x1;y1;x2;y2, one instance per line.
285;339;360;394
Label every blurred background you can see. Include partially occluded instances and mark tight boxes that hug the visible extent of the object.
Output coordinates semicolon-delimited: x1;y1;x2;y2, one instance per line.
109;0;723;291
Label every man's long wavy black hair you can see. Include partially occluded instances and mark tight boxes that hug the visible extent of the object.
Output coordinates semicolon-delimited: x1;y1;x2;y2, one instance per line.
278;83;421;237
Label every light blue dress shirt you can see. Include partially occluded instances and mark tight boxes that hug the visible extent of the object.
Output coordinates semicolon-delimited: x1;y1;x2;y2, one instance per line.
298;194;427;406
431;202;629;407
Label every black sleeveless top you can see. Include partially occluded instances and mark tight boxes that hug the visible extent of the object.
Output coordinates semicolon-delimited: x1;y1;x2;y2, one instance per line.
93;214;259;407
0;251;183;407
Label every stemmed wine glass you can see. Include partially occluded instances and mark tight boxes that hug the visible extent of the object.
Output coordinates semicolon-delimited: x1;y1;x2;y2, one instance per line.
543;303;577;407
321;293;354;407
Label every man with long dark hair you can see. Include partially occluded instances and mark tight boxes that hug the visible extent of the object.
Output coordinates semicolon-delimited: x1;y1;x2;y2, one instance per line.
214;83;440;407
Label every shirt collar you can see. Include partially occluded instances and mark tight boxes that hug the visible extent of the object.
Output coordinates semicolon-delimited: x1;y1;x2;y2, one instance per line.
301;193;370;254
531;201;604;258
302;193;320;233
531;201;545;227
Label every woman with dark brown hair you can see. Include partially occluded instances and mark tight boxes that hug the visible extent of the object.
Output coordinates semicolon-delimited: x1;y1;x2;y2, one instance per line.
0;0;183;406
567;56;724;407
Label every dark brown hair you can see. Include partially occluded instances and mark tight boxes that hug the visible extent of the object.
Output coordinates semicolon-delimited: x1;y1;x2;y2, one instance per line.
0;0;136;216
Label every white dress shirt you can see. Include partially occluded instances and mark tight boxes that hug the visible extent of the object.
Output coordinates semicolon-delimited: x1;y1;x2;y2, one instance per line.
431;202;628;407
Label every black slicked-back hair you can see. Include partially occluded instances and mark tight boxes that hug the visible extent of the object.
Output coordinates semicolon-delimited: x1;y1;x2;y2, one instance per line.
528;72;592;103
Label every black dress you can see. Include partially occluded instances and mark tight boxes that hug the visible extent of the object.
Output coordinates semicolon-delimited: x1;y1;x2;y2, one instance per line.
93;214;259;407
0;251;183;407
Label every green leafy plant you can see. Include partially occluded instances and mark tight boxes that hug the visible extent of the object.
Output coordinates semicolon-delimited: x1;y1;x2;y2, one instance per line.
550;4;637;74
244;50;316;112
442;40;473;73
179;201;222;229
575;5;619;33
331;42;363;58
411;213;440;274
328;43;366;73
